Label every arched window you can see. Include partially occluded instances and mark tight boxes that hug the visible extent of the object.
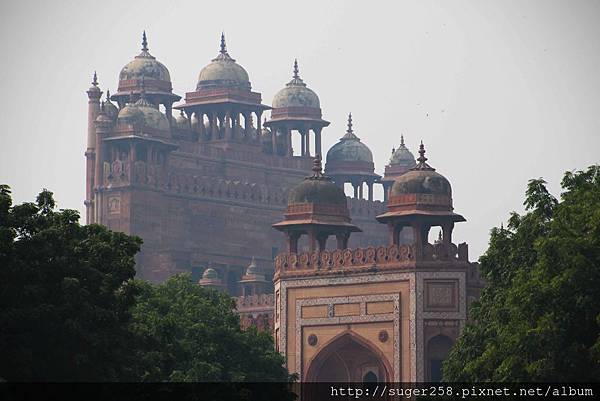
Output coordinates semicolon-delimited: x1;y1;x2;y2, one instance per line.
362;371;378;383
427;335;454;382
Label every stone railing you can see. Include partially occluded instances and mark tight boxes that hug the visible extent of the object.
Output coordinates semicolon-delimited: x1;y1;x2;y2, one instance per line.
275;241;469;276
235;293;274;310
346;197;386;218
165;173;289;207
275;244;415;273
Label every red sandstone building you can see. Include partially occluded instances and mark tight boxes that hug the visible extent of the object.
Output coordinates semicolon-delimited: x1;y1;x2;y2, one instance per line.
86;32;483;382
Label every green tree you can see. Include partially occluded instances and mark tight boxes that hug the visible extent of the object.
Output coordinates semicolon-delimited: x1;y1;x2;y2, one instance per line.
129;273;292;383
443;166;600;382
0;185;142;381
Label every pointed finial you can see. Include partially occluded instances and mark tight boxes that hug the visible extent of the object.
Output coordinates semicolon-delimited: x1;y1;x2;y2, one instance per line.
391;147;395;154
347;113;353;134
92;71;98;86
220;32;227;54
293;59;300;79
311;154;324;178
142;30;148;52
106;89;111;102
400;134;405;146
417;140;427;163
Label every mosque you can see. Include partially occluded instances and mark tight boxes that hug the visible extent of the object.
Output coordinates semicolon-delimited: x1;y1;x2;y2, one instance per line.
85;32;484;382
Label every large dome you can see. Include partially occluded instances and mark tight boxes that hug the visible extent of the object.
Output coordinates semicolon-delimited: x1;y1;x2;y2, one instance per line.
119;32;171;83
196;34;251;91
390;143;451;197
288;156;347;206
272;60;320;108
326;114;373;163
389;135;416;168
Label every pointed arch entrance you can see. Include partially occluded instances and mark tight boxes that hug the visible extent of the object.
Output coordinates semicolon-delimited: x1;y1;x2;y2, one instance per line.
305;331;392;382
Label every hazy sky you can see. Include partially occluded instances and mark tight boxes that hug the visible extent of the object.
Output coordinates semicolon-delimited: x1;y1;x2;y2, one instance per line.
1;0;598;259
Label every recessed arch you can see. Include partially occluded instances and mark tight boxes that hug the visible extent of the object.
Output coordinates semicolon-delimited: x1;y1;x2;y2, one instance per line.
305;330;392;382
426;334;454;382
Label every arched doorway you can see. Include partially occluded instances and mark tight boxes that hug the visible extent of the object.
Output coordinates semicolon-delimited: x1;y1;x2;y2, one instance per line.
426;335;453;382
305;331;391;382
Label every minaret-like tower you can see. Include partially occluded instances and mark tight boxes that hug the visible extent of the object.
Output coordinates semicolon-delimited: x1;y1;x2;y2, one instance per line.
266;60;330;157
85;72;102;224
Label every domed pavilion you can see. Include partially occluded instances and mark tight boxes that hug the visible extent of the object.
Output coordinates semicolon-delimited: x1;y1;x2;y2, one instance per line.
325;113;381;200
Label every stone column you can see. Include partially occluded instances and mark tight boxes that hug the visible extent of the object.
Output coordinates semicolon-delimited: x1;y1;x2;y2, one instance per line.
353;183;359;198
300;130;306;156
358;182;364;199
256;111;262;143
224;111;232;140
305;128;311;157
211;112;218;140
336;232;349;249
286;125;293;157
272;126;278;155
314;126;322;156
368;181;374;201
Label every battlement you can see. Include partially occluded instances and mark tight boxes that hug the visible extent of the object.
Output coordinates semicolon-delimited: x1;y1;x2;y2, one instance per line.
274;241;469;279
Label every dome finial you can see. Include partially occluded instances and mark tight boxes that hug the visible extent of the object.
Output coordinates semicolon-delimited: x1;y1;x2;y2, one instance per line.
92;71;98;87
293;59;300;79
346;113;353;134
400;134;405;146
310;154;325;179
412;140;435;171
220;32;227;54
105;89;110;101
141;30;148;52
417;141;427;163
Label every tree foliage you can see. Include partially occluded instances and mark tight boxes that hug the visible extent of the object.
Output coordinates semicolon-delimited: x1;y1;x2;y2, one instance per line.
128;274;291;382
0;186;291;385
0;185;141;381
444;167;600;382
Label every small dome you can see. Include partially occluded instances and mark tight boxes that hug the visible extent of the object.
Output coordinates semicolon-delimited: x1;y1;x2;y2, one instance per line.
117;103;143;123
272;60;320;109
119;32;171;84
95;111;113;124
88;72;101;94
117;93;170;132
197;34;250;91
326;114;373;163
390;135;416;168
202;267;218;280
103;91;119;120
288;156;347;206
390;143;452;197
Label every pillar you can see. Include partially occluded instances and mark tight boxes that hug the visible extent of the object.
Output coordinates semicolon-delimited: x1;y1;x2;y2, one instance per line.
358;182;364;199
256;111;262;143
368;181;374;201
442;222;453;246
300;130;306;156
286;125;293;156
305;129;311;157
211;112;218;140
314;127;322;156
225;111;232;139
336;232;349;249
272;126;278;155
353;183;359;198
